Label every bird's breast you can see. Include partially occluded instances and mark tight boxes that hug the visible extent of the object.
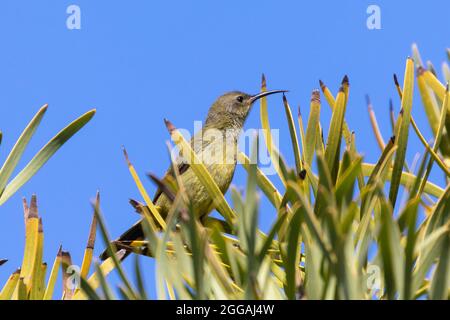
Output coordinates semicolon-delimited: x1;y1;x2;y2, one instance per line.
198;138;237;191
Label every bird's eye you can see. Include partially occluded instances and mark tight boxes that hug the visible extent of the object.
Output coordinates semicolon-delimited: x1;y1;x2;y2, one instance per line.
236;96;244;103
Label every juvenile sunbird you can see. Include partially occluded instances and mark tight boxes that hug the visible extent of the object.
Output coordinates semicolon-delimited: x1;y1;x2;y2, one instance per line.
101;89;286;260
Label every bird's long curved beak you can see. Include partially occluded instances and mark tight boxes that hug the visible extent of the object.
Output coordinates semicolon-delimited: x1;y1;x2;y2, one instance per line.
249;90;288;104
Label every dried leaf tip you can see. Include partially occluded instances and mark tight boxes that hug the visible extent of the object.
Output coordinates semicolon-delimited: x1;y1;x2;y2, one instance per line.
389;99;394;112
38;218;43;233
57;244;63;257
341;75;349;86
148;172;175;202
121;145;132;166
261;73;266;88
349;131;355;145
390;136;396;144
338;86;345;93
365;94;372;108
0;259;7;266
319;79;326;90
87;213;97;250
416;65;426;76
164;118;175;133
61;250;71;259
22;197;29;220
129;198;144;214
393;74;400;87
297;105;301;117
298;169;307;180
28;195;38;219
311;89;320;103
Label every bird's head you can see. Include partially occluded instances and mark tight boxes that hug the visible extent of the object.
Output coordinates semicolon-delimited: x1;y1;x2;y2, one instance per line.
205;90;287;130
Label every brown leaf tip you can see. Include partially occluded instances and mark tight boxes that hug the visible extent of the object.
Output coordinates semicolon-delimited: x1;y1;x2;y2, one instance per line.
342;75;349;86
148;172;175;202
57;245;63;257
299;169;307;180
416;66;426;76
87;214;97;250
390;136;396;144
122;146;131;166
38;218;43;233
393;74;400;86
338;86;345;93
311;89;320;103
319;79;326;90
261;73;266;88
22;197;29;220
28;195;38;219
164;118;175;133
61;251;72;262
0;259;7;266
129;198;144;212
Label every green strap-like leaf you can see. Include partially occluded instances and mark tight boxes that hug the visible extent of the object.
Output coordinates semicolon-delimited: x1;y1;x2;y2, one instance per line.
282;95;303;174
324;87;347;183
0;105;48;197
361;162;443;198
0;269;20;300
259;75;286;187
389;58;415;208
43;246;62;300
429;232;450;300
304;90;321;168
378;198;405;299
0;109;95;206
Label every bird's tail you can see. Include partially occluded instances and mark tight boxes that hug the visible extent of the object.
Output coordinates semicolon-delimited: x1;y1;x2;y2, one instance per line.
99;220;144;261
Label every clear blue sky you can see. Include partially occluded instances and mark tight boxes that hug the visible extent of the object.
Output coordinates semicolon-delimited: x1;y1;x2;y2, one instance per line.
0;0;449;298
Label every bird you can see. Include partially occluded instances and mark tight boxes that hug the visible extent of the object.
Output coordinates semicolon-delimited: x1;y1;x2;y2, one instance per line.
100;88;286;261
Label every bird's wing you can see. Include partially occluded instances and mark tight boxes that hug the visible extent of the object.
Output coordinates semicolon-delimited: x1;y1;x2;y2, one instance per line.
152;163;189;203
152;130;213;203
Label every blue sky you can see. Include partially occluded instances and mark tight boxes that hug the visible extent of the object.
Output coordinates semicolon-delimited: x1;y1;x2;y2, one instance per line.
0;1;449;298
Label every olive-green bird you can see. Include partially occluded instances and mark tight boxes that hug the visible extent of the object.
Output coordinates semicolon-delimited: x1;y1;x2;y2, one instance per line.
100;89;286;260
